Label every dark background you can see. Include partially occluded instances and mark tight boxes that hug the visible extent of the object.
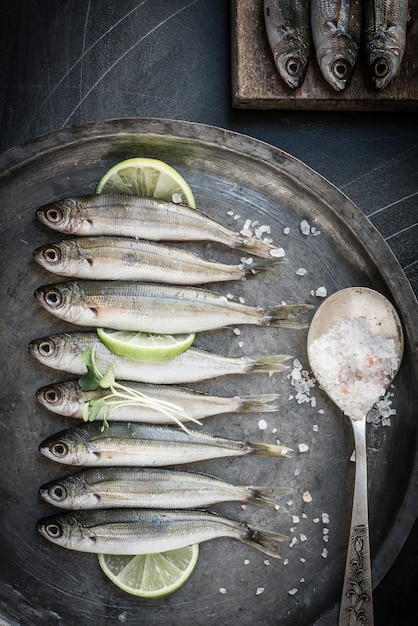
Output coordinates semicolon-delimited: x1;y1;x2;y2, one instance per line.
0;1;417;624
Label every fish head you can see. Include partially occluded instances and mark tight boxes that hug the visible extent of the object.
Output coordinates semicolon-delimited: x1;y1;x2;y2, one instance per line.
36;381;82;417
29;332;93;373
39;473;99;509
270;33;310;89
36;198;84;234
367;30;405;90
37;512;96;551
39;425;100;466
33;240;86;277
34;281;96;325
317;50;356;92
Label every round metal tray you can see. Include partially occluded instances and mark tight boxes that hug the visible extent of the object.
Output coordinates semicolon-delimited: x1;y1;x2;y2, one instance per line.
0;118;416;626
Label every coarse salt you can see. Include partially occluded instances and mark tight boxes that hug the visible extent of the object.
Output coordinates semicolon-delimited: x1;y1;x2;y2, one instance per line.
298;443;309;453
322;513;330;524
256;587;265;595
284;227;290;235
300;219;310;235
321;548;328;558
303;491;312;503
315;286;327;298
296;268;307;276
288;588;298;595
270;247;285;258
258;419;268;430
219;588;227;594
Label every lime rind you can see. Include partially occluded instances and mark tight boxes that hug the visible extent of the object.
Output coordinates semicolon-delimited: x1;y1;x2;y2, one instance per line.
97;328;195;361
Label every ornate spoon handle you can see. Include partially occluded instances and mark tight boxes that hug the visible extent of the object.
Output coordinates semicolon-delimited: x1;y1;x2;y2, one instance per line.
339;417;374;626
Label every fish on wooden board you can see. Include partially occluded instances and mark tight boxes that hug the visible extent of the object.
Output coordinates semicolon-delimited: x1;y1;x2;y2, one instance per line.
363;0;409;89
311;0;362;91
263;0;311;89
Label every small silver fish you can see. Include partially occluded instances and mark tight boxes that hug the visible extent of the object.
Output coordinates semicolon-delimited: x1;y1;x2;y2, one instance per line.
264;0;311;89
363;0;409;89
33;237;282;284
35;194;281;259
39;467;290;510
39;422;292;467
34;280;310;333
28;332;291;384
37;508;287;557
36;379;280;423
311;0;361;91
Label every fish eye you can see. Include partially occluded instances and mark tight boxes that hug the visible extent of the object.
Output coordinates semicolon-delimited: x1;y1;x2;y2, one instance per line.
51;442;68;457
332;59;349;79
50;484;67;501
45;522;63;538
45;288;63;307
286;58;301;76
45;207;63;223
43;246;61;264
372;58;390;78
38;340;56;357
44;387;61;404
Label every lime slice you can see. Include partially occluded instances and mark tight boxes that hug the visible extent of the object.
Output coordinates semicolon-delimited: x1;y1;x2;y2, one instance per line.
96;157;196;207
97;327;195;361
98;544;199;597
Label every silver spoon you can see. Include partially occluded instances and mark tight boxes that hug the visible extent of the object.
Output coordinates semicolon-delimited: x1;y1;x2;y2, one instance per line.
307;287;404;626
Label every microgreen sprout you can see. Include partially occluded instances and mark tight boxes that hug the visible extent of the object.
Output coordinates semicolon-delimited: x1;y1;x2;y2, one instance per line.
78;349;200;433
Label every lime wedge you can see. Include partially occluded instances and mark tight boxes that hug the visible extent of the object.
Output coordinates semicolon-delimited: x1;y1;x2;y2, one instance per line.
96;157;196;207
98;544;199;597
97;328;195;361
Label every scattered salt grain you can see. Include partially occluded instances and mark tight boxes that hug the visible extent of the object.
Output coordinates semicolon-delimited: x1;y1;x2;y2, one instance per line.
233;328;241;336
219;588;227;594
240;229;252;237
288;588;298;595
312;424;319;433
323;535;329;542
238;341;244;348
300;219;310;235
296;268;307;276
243;218;252;231
300;534;307;542
313;518;320;523
302;513;308;519
350;450;356;462
292;515;300;524
258;419;268;430
244;559;250;565
226;293;234;300
264;560;270;566
300;557;306;563
227;210;234;216
322;513;330;524
256;587;265;595
321;548;328;558
315;286;327;298
298;443;309;453
323;528;329;535
284;227;290;235
233;214;241;221
283;559;289;565
294;468;300;477
270;247;285;258
287;499;293;507
290;537;297;547
300;578;305;583
290;527;296;533
172;193;182;204
303;491;312;503
318;409;325;415
239;296;246;304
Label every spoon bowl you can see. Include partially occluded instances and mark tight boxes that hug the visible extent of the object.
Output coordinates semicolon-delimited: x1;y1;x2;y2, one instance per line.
307;287;404;626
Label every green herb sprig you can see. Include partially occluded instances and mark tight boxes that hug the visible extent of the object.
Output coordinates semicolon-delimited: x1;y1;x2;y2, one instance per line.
78;349;200;432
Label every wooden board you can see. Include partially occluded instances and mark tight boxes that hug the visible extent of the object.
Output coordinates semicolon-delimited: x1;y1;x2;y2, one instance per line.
231;0;418;111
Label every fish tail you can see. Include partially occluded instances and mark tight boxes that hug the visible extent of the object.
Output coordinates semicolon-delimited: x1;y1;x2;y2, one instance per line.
240;394;280;412
250;354;292;374
249;441;293;458
264;304;314;329
241;524;288;558
244;485;291;509
243;259;284;280
235;236;277;259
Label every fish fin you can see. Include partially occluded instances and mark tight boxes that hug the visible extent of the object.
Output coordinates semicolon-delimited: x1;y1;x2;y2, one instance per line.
265;303;314;328
240;394;280;412
243;485;292;509
242;524;288;558
243;259;285;280
235;236;277;259
250;354;292;374
249;441;293;458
